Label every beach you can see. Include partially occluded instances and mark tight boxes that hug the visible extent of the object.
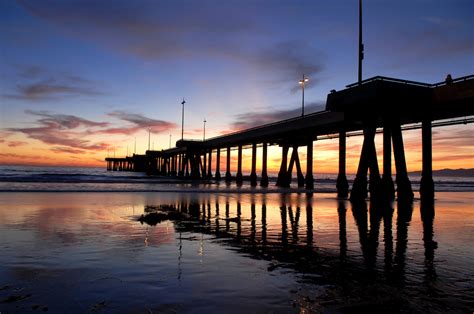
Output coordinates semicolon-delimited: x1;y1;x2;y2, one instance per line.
0;185;473;312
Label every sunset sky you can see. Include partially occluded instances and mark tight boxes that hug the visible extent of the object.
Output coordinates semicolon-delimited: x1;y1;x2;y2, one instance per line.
1;0;473;173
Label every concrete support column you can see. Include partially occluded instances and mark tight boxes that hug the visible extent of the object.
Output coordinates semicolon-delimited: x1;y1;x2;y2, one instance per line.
190;153;198;179
351;125;378;201
392;123;414;203
250;143;257;186
236;145;243;185
176;155;180;175
276;145;290;187
202;152;207;178
367;129;382;199
420;119;434;200
185;154;190;177
287;146;304;187
197;154;203;179
294;147;305;187
337;130;349;197
260;143;269;187
225;147;232;183
382;125;395;199
174;155;178;175
305;141;314;189
207;149;212;178
172;155;176;175
215;148;221;180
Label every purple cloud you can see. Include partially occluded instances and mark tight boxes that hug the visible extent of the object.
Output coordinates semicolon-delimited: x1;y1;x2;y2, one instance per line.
7;110;110;151
105;111;177;135
25;110;109;129
50;146;86;154
231;101;326;130
4;78;103;101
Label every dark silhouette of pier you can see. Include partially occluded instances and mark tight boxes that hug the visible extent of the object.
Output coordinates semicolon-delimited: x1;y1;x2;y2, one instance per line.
106;75;474;202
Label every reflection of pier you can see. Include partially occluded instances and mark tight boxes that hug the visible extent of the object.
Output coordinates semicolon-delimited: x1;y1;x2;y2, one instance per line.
139;196;437;288
107;75;473;202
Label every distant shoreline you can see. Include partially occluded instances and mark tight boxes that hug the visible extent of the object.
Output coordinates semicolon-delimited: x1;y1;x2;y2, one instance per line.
408;168;474;177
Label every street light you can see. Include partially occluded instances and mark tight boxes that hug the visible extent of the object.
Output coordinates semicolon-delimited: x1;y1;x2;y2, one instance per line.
203;118;207;141
299;74;309;117
148;127;151;151
181;98;186;140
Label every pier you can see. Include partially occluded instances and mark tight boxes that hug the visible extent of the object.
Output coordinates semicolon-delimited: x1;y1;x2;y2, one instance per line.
106;75;474;202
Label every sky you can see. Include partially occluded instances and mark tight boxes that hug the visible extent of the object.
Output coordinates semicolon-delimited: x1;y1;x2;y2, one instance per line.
0;0;473;173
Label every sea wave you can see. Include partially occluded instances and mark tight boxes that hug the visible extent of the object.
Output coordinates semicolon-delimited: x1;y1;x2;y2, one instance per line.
0;165;473;192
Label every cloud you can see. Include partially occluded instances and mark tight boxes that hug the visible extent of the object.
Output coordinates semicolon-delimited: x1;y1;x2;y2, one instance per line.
7;141;27;147
7;110;110;151
50;146;86;154
17;1;325;91
249;41;324;92
4;78;103;101
25;110;109;129
16;64;47;79
3;64;104;101
104;111;177;135
231;101;326;130
0;152;52;160
373;18;474;69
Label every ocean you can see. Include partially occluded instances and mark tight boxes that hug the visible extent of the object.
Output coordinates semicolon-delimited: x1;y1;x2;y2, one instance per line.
0;165;473;312
0;165;473;192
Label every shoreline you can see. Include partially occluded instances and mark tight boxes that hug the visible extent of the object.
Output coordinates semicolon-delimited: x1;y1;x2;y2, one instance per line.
0;188;473;194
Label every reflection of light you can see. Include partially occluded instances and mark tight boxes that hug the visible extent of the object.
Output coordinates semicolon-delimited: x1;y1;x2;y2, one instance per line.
144;227;149;247
178;231;182;281
198;234;204;262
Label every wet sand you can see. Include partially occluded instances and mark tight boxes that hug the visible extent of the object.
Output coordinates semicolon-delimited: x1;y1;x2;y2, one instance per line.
0;192;472;313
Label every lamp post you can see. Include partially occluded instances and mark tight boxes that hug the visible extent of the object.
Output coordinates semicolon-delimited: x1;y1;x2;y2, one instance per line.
299;74;309;117
181;98;186;140
203;118;206;141
148;128;151;151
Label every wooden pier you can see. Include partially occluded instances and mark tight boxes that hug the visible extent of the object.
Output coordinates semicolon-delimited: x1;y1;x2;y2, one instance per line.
106;75;474;202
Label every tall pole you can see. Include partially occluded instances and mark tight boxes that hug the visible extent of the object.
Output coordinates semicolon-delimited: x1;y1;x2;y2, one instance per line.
181;98;186;141
358;0;363;85
203;119;206;141
302;74;305;116
299;75;309;117
148;128;151;151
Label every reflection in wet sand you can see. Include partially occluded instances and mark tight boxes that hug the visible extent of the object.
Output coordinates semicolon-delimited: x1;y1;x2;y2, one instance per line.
0;192;472;312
